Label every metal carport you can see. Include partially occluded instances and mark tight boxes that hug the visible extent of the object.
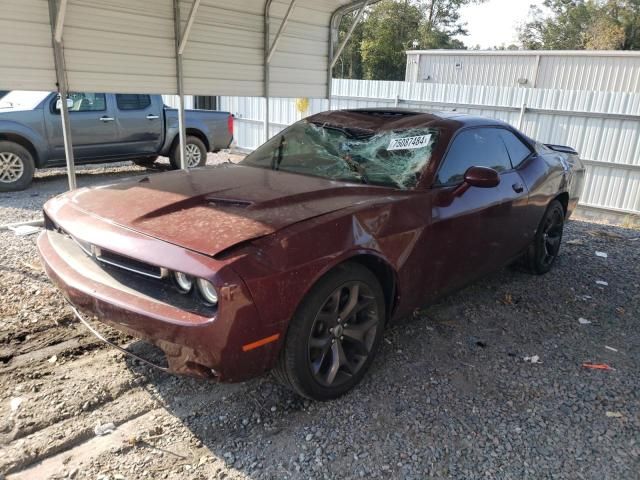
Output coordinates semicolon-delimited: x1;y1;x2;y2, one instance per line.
1;0;373;190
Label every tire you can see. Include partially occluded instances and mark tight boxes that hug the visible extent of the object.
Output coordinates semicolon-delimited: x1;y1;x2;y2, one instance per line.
132;155;159;167
273;263;386;401
0;141;35;192
524;199;565;275
169;136;207;169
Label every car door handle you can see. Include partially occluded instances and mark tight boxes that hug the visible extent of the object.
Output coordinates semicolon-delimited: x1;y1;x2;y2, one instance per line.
146;114;159;120
99;116;115;122
512;183;524;193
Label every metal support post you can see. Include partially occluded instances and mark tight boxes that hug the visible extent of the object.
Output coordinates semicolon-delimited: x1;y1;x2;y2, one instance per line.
173;0;187;169
48;0;76;190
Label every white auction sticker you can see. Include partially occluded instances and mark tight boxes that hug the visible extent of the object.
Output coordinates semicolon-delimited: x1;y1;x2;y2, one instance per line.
387;134;432;151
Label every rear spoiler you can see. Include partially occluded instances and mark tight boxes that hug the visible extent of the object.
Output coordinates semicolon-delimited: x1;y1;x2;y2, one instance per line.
545;144;578;155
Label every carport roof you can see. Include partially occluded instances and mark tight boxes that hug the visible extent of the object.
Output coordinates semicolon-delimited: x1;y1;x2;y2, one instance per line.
2;0;373;98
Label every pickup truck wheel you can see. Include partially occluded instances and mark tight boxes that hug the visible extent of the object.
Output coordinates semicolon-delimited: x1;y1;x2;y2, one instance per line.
0;142;35;192
273;263;386;400
132;156;159;167
169;136;207;169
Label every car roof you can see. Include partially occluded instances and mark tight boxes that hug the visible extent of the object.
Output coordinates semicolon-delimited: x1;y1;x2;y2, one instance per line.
306;108;513;132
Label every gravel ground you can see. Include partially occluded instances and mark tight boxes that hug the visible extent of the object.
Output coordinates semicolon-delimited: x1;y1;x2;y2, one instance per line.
1;158;639;479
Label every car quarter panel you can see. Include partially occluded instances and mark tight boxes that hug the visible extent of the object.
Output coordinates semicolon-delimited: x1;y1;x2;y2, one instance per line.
517;152;570;226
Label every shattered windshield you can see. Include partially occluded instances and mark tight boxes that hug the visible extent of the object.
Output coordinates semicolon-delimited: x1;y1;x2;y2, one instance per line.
240;120;439;189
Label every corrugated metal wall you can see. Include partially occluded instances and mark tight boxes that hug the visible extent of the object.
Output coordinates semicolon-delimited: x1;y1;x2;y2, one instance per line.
0;0;357;96
406;51;640;93
221;78;640;216
1;0;56;91
161;95;194;109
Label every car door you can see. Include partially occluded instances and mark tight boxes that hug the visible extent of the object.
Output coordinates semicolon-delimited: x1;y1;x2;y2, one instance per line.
113;94;163;156
423;127;531;296
46;92;119;161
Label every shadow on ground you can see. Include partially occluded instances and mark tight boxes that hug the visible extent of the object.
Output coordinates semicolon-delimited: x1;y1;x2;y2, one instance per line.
122;220;640;479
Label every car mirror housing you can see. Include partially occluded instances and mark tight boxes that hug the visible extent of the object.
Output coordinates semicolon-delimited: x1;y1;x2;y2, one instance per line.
464;166;500;188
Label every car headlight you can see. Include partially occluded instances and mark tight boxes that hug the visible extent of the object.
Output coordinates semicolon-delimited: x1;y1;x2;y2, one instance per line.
174;272;193;293
196;278;218;305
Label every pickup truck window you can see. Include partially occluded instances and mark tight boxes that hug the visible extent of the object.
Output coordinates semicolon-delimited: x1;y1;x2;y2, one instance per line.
116;94;151;111
52;93;106;113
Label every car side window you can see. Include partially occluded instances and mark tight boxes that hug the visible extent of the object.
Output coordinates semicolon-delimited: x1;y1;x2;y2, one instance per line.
499;130;532;167
435;128;512;186
116;94;151;111
53;93;106;113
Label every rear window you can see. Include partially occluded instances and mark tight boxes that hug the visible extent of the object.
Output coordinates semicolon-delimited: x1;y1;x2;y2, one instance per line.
116;94;151;111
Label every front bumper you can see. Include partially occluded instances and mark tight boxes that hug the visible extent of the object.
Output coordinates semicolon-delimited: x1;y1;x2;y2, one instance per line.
37;226;283;382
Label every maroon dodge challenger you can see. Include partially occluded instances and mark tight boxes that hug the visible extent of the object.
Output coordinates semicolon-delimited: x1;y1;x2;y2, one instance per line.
38;109;585;400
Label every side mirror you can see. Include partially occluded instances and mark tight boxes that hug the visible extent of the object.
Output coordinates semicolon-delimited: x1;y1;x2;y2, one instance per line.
55;97;74;111
463;166;500;188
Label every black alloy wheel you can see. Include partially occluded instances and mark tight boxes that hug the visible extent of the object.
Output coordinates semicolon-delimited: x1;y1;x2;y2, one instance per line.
307;281;379;387
273;263;386;400
525;199;565;274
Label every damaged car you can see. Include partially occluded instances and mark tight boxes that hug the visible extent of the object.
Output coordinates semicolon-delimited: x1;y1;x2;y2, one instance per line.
38;109;585;400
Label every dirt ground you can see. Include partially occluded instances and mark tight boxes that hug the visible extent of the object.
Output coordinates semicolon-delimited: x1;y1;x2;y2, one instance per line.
1;158;639;479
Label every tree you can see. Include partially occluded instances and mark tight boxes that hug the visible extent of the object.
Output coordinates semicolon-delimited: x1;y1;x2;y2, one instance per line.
519;0;640;50
333;0;485;81
360;1;423;80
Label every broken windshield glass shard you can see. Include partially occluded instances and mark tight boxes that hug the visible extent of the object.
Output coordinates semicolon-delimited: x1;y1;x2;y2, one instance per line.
242;122;438;189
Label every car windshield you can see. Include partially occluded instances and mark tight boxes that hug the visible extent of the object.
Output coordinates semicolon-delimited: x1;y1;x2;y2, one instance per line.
0;91;50;110
240;121;439;189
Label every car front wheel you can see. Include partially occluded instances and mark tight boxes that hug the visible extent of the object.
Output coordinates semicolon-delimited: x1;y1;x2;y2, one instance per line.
0;142;35;192
525;199;565;274
274;263;386;400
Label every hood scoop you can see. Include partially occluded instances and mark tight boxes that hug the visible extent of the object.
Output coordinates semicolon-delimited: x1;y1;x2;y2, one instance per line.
206;196;253;209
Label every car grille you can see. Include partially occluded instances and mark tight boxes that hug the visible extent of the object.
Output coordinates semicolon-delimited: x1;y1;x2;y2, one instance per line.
44;222;217;317
93;247;168;280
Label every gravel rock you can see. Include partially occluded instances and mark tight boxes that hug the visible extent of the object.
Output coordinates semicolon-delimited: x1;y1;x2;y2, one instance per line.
0;158;638;479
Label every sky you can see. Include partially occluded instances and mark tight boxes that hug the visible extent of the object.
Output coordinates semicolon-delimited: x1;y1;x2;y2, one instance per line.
457;0;544;49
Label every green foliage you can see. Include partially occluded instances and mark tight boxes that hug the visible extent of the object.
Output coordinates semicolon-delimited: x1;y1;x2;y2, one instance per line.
519;0;640;50
360;1;423;80
334;0;483;81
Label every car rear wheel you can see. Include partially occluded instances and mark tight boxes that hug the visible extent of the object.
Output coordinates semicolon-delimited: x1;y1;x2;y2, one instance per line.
0;142;35;192
273;263;386;400
169;136;207;169
525;199;565;274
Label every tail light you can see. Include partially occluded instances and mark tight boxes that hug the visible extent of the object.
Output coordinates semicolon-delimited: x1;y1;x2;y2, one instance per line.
227;114;234;137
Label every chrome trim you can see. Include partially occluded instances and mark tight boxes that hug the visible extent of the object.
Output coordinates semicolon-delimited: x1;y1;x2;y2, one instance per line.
93;247;169;280
70;234;93;257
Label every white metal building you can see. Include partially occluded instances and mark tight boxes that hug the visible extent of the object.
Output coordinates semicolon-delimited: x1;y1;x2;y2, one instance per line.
405;50;640;93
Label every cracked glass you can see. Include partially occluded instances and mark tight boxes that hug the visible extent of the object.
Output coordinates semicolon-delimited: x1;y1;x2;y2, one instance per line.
241;120;439;189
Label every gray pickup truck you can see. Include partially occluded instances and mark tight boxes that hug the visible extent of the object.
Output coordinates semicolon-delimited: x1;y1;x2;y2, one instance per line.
0;91;233;191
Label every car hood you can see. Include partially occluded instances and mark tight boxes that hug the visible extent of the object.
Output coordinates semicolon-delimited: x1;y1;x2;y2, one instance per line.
65;164;396;256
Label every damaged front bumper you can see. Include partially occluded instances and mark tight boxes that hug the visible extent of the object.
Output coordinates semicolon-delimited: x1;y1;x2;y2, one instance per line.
37;225;283;382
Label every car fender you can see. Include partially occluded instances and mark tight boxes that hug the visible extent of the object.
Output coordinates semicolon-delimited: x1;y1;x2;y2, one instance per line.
0;120;48;166
231;202;419;335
